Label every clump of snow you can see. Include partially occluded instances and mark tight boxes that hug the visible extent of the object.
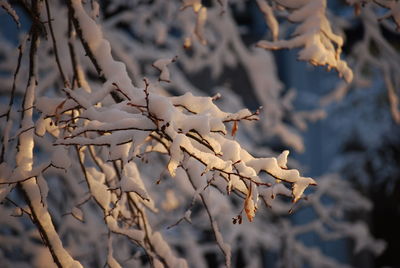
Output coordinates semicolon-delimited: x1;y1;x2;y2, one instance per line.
51;146;71;169
153;57;177;82
256;0;353;83
120;162;149;201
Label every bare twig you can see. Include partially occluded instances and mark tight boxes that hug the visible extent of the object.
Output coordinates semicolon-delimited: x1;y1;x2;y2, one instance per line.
44;0;70;88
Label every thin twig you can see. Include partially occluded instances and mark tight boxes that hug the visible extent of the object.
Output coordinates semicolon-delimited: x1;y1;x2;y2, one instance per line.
45;0;70;88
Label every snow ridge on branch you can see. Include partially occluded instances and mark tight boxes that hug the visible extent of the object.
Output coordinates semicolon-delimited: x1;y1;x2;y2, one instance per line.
257;0;353;83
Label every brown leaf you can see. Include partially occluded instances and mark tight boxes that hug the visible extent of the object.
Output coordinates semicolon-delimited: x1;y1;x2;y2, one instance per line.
244;190;255;222
231;121;238;136
354;3;361;16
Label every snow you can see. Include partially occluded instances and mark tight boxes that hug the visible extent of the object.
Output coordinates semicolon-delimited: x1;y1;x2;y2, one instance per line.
261;183;292;207
37;174;49;204
71;0;138;101
150;231;188;268
0;0;387;266
256;0;353;83
0;181;14;202
195;7;207;45
86;167;111;211
2;119;12;159
178;114;211;135
153;57;176;82
68;115;155;140
107;236;121;268
348;222;386;255
22;177;82;267
120;162;149;200
212;221;232;266
181;0;202;12
292;177;317;203
35;116;47;137
277;150;289;169
162;189;180;211
71;207;84;222
35;96;66;115
90;0;100;19
106;216;145;242
63;88;92;109
0;0;20;27
51;146;71;169
168;133;232;177
256;0;279;41
16;79;35;171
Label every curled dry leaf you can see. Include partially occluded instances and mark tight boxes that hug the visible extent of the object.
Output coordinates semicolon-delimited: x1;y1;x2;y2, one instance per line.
231;121;238;136
244;187;256;222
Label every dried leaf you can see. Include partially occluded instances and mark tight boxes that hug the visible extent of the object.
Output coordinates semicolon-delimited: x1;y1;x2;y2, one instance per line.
11;207;23;217
354;3;361;16
231;121;238;136
244;189;256;222
183;37;192;49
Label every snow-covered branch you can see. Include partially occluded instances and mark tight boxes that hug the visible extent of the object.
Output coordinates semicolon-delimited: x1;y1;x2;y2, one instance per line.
0;0;387;267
